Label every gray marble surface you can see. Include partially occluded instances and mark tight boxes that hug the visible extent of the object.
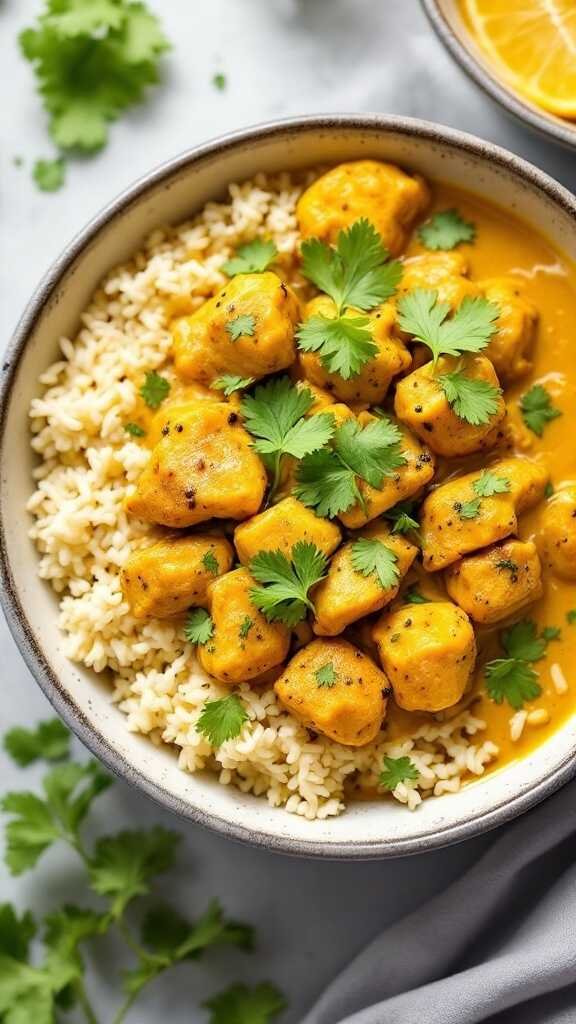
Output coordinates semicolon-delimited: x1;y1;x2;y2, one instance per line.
1;1;575;1020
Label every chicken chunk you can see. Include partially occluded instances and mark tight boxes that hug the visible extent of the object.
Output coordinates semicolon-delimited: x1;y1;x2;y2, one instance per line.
399;252;480;310
445;539;543;625
298;297;411;404
540;487;576;580
479;278;538;383
313;524;418;636
394;355;506;458
339;413;435;529
373;602;476;712
297;160;429;255
234;496;341;565
421;458;549;571
125;403;266;528
121;534;234;619
172;272;300;386
198;568;290;684
274;638;388;746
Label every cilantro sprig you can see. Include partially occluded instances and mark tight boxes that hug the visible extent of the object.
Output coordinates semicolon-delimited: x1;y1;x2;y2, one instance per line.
519;384;561;437
226;314;256;341
379;756;419;791
184;608;214;646
437;368;502;427
484;618;558;710
213;374;255;396
350;538;399;590
4;720;70;767
383;500;420;535
205;983;286;1024
473;470;511;497
295;416;406;519
418;209;476;251
249;541;327;626
397;290;500;365
315;663;338;688
196;694;249;747
140;371;170;409
223;238;278;277
297;219;402;379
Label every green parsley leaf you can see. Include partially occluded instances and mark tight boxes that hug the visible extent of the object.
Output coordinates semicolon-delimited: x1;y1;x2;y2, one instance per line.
124;421;146;438
226;314;256;341
485;659;541;710
301;218;401;312
184;608;214;646
0;905;36;962
383;500;420;535
404;586;430;604
350;538;399;590
223;239;278;276
418;209;476;251
202;551;219;576
140;371;170;409
212;72;226;91
567;610;576;625
196;694;249;747
250;541;328;626
379;756;419;791
397;290;499;365
296;313;378;380
4;719;70;767
33;157;65;192
20;0;170;153
213;374;255;396
502;619;547;662
204;982;287;1024
89;827;179;918
541;626;561;642
238;615;254;640
315;663;338;688
456;499;481;520
473;471;511;497
520;384;561;437
438;370;502;426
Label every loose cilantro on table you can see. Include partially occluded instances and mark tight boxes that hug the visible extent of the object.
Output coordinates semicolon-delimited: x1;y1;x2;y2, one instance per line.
437;369;502;427
213;374;255;396
4;719;70;767
484;618;559;710
418;209;476;251
383;500;420;535
124;422;146;438
249;541;328;626
519;384;561;436
241;376;334;502
140;371;170;409
223;239;278;276
294;416;406;519
350;538;399;590
226;314;256;341
204;982;286;1024
202;551;219;576
196;694;249;747
473;470;511;497
20;0;170;155
184;608;214;646
379;756;419;791
297;219;402;379
315;663;338;688
33;157;65;192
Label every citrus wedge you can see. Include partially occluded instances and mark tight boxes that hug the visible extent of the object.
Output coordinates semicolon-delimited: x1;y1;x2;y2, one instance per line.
463;0;576;119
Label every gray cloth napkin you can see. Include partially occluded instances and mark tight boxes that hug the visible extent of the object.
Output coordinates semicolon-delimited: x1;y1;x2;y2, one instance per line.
303;784;576;1024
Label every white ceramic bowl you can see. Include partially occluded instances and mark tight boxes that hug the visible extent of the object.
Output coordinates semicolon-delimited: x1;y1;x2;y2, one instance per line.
2;114;576;859
422;1;576;150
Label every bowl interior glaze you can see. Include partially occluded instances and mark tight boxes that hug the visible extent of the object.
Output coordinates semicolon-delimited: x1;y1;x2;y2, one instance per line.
2;115;576;858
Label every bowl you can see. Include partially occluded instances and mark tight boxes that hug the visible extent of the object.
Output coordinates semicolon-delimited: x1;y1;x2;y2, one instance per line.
421;1;576;150
2;114;576;859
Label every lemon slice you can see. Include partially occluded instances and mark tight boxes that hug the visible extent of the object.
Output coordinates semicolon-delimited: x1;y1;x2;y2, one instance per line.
464;0;576;119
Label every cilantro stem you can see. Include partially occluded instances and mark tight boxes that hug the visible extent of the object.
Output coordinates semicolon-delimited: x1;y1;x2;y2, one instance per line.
117;917;149;960
267;452;283;506
74;979;100;1024
112;990;140;1024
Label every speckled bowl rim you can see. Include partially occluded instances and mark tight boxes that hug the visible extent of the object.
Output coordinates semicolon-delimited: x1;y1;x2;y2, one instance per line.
421;1;576;151
2;113;576;860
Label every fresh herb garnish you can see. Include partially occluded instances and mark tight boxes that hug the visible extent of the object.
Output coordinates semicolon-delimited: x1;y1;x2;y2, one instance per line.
238;615;254;640
404;586;430;604
294;416;406;519
196;694;248;746
397;289;499;367
350;538;399;590
544;481;554;498
379;756;419;791
226;314;256;341
184;609;214;646
457;499;481;520
383;500;420;535
502;619;550;662
567;610;576;625
33;157;65;192
241;376;334;502
484;618;559;709
249;541;328;626
140;371;170;409
223;239;278;277
204;982;286;1024
541;626;561;642
125;422;146;438
437;369;502;427
473;471;511;497
496;559;519;574
212;72;227;91
3;720;70;767
418;209;476;251
315;663;338;688
213;374;255;396
202;552;219;576
519;384;561;436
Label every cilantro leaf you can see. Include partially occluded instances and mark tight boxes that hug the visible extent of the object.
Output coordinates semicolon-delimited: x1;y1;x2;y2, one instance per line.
20;0;170;153
141;899;253;961
140;371;170;409
212;72;227;91
223;239;278;276
0;955;54;1021
213;374;255;396
496;559;519;574
196;694;249;747
33;157;65;192
184;608;214;646
202;551;219;576
404;586;430;604
125;421;146;437
301;219;402;312
0;905;36;962
457;499;481;520
350;538;399;590
294;449;361;519
397;290;499;365
379;756;419;791
567;610;576;625
250;541;328;626
239;615;254;640
383;500;420;535
4;719;70;767
473;470;511;497
88;828;180;918
296;313;378;380
204;982;287;1024
541;626;561;642
418;209;476;251
502;619;547;662
226;315;256;341
438;370;502;426
520;384;561;437
485;659;541;710
315;663;338;688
